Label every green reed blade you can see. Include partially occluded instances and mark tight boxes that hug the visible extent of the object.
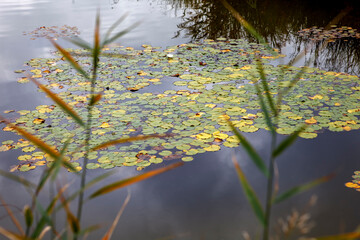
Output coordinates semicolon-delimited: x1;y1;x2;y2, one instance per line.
232;155;265;226
104;12;129;42
102;22;141;47
255;58;277;117
60;192;80;234
77;225;102;238
228;121;269;177
277;66;306;107
23;205;33;228
274;173;335;204
29;76;85;128
93;11;101;72
50;39;90;79
254;83;276;136
32;184;69;239
272;125;307;158
36;139;71;196
0;169;36;189
54;171;117;214
51;139;72;181
65;36;92;50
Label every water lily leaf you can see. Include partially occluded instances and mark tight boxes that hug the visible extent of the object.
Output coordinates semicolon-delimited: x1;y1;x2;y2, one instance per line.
182;156;193;162
298;132;317;139
305;117;317;124
22;147;36;153
203;145;221;151
19;165;36;172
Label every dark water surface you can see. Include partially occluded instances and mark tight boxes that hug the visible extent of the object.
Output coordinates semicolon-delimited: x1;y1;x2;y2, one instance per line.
0;0;360;239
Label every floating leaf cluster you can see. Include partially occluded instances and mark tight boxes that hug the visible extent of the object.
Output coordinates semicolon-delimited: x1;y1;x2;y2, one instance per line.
3;39;360;171
23;25;80;40
298;25;360;42
345;171;360;192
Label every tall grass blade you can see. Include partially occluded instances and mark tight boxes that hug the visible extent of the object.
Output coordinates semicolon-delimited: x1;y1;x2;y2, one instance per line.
32;184;69;239
277;67;306;108
0;197;24;235
228;121;268;177
254;83;276;135
232;155;265;226
274;173;335;204
31;205;55;239
102;192;131;240
0;117;60;159
61;160;80;173
50;39;90;79
60;189;80;234
104;12;129;42
35;139;71;199
77;225;102;238
92;134;172;151
249;73;276;135
51;139;72;181
90;162;183;198
36;162;60;197
23;205;33;228
93;11;101;71
0;169;36;189
38;226;51;240
102;22;141;46
65;36;92;50
0;227;22;240
272;125;306;158
29;76;85;127
255;58;277;116
89;92;103;106
281;67;306;97
59;170;117;210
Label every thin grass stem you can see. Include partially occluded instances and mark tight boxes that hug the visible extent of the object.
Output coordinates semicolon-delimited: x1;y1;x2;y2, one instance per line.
262;133;277;240
76;23;100;230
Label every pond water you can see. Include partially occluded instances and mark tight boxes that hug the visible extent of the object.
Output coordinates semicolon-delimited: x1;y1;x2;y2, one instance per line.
1;0;360;239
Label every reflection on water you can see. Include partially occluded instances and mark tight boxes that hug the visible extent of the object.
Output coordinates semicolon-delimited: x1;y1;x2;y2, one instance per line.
163;0;360;74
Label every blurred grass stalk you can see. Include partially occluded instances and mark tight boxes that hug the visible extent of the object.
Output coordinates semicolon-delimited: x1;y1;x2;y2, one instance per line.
0;12;183;240
220;0;360;239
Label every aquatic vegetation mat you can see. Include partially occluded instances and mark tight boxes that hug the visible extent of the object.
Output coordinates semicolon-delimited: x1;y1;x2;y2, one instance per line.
298;25;360;42
345;171;360;192
2;39;360;171
24;25;80;40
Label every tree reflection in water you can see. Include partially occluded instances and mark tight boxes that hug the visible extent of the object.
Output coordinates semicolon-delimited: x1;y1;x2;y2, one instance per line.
160;0;360;75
